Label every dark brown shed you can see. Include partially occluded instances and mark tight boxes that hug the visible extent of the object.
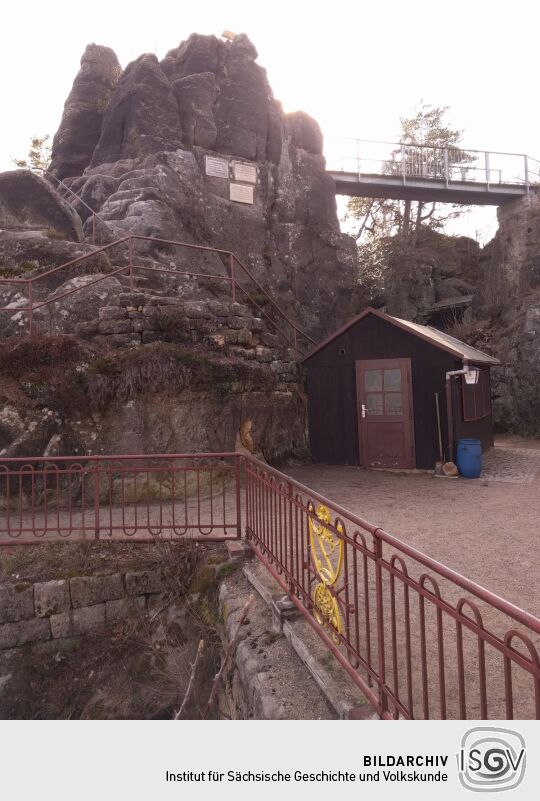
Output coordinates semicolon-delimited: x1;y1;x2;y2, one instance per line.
302;307;499;470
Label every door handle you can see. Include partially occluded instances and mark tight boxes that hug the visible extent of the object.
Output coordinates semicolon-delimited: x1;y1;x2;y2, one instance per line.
361;404;367;418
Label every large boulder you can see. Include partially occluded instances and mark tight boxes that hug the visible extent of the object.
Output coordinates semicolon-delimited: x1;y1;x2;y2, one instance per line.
0;170;83;241
49;44;121;180
90;54;183;167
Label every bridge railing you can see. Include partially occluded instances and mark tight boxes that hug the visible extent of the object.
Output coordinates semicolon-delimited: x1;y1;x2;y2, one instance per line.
325;138;540;188
1;450;539;720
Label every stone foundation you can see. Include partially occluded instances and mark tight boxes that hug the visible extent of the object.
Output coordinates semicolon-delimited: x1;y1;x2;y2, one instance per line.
73;294;299;384
0;568;164;650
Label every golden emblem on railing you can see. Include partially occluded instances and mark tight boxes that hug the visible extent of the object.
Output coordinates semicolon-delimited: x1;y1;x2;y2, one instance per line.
308;503;344;640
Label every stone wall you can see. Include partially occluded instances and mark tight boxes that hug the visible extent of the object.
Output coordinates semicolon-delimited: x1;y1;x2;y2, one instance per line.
72;294;298;383
0;568;165;650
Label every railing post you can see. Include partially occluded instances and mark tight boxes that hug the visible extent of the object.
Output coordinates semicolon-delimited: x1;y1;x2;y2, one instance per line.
128;237;134;291
287;479;294;591
93;463;100;541
525;154;529;193
374;533;389;717
444;148;449;188
229;254;237;303
235;455;242;539
401;143;406;185
27;282;33;337
485;152;490;190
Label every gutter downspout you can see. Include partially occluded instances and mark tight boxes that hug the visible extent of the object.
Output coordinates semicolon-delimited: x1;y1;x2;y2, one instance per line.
445;360;469;462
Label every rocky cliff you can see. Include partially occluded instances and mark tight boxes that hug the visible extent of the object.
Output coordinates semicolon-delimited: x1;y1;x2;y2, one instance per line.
363;208;540;436
1;32;360;463
475;195;540;434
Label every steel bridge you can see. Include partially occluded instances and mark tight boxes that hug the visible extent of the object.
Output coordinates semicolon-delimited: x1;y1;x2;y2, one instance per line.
325;138;540;205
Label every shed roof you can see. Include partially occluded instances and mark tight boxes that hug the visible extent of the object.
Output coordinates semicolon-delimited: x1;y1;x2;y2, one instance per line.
301;307;500;366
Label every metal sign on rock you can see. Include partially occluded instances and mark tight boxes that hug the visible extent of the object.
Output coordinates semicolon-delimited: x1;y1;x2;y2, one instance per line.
205;155;229;179
232;161;257;184
230;183;254;204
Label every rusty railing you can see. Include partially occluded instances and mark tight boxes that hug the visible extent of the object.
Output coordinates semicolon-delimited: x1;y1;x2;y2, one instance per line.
0;234;315;355
1;451;539;720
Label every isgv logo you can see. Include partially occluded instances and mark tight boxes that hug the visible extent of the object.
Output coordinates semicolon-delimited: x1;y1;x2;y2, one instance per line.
457;727;526;792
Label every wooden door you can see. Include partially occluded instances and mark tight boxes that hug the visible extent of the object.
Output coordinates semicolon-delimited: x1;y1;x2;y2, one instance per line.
356;358;415;469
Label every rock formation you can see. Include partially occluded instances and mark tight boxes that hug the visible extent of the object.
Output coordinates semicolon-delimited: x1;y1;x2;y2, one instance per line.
2;32;359;463
475;195;540;434
45;31;357;340
0;170;83;241
49;44;121;180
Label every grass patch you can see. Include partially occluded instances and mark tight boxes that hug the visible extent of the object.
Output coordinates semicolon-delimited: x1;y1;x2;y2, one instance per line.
86;341;275;409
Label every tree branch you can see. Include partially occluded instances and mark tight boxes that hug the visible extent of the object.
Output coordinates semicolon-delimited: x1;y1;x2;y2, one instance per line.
174;639;205;720
202;595;254;720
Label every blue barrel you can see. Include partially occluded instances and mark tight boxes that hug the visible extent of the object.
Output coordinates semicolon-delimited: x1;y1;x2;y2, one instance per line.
456;438;482;478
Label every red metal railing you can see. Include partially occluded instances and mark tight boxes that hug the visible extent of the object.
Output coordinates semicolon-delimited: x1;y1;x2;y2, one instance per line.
0;453;241;544
243;457;540;721
0;234;315;355
2;451;539;720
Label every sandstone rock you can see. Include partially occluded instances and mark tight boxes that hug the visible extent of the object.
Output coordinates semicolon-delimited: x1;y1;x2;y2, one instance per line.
70;574;123;608
0;583;34;624
97;319;132;334
286;111;323;155
255;346;272;362
98;306;126;321
214;34;272;162
0;171;83;241
34;580;71;617
90;54;183;167
50;605;106;638
49;44;122;179
0;618;50;650
125;569;163;596
161;33;223;81
174;72;218;149
105;596;146;624
32;273;123;335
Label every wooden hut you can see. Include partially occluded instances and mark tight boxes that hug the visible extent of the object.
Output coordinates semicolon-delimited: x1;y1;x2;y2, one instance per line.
302;307;499;470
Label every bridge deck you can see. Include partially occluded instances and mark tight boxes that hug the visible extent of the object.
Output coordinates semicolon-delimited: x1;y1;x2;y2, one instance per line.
328;171;531;205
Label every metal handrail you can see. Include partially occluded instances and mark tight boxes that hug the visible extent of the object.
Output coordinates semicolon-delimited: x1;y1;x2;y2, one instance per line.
325;137;540;189
0;233;315;353
39;169;124;243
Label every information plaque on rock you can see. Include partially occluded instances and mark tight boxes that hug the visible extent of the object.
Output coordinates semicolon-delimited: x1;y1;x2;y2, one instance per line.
232;161;257;184
205;155;229;179
230;183;254;204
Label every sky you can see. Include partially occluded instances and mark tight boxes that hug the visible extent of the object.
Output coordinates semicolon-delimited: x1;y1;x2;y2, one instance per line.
2;0;539;243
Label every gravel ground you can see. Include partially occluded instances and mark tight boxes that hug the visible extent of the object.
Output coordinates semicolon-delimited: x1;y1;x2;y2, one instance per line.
284;436;540;615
